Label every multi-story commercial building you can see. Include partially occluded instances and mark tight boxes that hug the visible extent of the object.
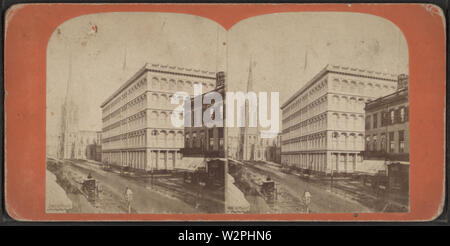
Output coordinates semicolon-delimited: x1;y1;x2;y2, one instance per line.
181;71;226;159
61;130;99;160
281;64;398;175
180;72;226;212
100;63;216;172
363;75;409;190
364;74;409;161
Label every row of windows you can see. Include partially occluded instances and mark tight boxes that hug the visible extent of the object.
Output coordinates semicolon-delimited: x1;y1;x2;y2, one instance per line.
283;114;328;139
185;128;224;151
282;153;363;172
366;106;409;130
283;95;327;124
103;111;147;139
365;130;407;153
283;78;327;115
103;130;147;150
103;72;216;120
283;113;365;140
283;94;370;128
283;76;397;117
103;150;182;170
150;77;215;94
103;93;147;124
330;78;396;98
282;132;365;152
103;77;148;116
103;129;185;150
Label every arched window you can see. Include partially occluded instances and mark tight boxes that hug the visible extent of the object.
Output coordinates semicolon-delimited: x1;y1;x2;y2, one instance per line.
185;81;192;91
341;80;349;92
390;110;395;124
152;93;159;106
332;79;339;91
168;131;175;147
177;80;184;90
400;107;406;122
160;130;167;147
160;78;167;90
152;77;159;90
169;79;176;90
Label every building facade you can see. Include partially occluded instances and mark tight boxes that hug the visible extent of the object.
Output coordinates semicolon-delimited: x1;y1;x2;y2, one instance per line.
364;75;409;163
181;71;226;159
100;63;216;171
61;130;99;160
281;64;398;175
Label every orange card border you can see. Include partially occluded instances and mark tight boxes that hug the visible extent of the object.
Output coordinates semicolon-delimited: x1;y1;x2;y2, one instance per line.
4;3;446;221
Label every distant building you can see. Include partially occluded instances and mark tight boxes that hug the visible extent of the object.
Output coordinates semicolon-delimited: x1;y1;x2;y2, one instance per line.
280;64;399;175
61;130;99;160
227;128;241;160
236;59;276;162
100;63;216;171
86;131;102;162
265;135;282;163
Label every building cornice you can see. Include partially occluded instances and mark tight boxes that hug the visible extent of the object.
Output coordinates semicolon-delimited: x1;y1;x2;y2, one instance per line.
101;63;216;108
281;64;398;109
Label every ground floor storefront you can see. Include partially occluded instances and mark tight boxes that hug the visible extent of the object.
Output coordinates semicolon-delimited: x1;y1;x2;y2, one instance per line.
281;151;364;175
102;148;182;171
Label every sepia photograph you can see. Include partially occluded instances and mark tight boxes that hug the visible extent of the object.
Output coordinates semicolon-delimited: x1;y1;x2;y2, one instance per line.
46;10;410;215
224;12;410;214
46;12;228;214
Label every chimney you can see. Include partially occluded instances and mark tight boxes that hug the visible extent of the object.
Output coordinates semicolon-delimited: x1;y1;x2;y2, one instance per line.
397;74;409;90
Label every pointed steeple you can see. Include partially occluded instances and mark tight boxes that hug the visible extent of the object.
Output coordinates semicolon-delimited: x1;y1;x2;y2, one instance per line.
63;52;73;105
246;56;254;92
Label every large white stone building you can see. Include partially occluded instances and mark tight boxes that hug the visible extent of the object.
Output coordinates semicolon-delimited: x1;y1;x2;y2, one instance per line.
100;63;216;171
280;64;398;175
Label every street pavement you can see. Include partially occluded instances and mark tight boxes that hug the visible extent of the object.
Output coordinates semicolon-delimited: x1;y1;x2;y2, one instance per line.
237;160;373;213
65;160;198;214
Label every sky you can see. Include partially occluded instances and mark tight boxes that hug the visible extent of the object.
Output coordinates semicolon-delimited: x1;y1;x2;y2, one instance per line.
47;11;408;138
47;12;227;136
227;12;408;96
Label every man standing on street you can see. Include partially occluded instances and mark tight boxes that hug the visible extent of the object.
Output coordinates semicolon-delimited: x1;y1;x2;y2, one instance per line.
124;186;133;214
303;190;312;213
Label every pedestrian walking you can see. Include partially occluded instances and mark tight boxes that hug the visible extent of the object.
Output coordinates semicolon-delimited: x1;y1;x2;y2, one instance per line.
303;190;312;213
124;186;133;214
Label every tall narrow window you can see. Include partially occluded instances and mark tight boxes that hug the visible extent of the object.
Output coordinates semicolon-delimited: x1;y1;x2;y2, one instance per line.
373;113;378;129
365;115;371;130
390;110;395;125
380;133;386;152
373;135;378;151
209;128;214;150
389;132;395;153
399;130;405;153
365;135;371;151
400;107;406;122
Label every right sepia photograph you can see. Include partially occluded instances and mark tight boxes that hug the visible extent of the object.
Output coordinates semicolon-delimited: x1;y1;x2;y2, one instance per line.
225;12;409;214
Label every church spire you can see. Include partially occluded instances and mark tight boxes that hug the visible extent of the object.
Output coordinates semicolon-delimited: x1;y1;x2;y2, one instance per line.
246;56;254;92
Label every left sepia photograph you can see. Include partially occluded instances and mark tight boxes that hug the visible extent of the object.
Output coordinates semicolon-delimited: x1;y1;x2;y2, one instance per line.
46;12;227;214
